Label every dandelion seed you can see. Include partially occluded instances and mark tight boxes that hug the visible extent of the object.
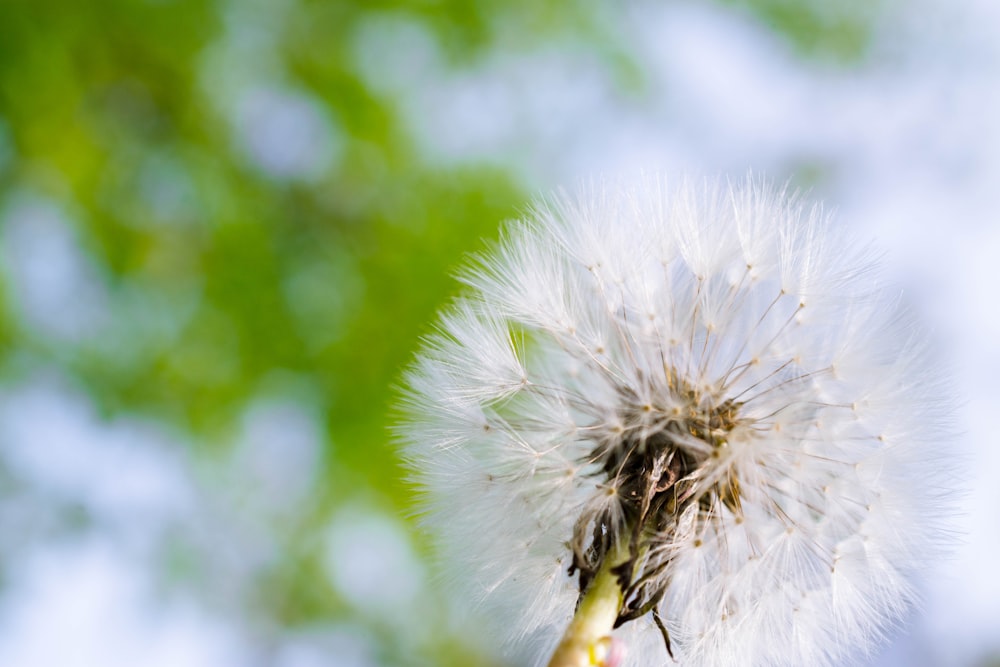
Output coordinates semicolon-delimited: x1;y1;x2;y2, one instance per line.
401;175;954;667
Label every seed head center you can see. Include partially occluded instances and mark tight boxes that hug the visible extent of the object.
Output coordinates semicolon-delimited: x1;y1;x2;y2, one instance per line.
569;372;747;642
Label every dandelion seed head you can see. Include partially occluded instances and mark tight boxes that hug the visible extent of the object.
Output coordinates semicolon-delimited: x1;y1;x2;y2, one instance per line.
401;175;953;667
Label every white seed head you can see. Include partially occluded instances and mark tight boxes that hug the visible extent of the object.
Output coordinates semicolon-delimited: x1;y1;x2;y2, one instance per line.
400;175;954;667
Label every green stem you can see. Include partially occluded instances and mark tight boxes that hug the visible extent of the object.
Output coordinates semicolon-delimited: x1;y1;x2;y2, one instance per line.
546;547;628;667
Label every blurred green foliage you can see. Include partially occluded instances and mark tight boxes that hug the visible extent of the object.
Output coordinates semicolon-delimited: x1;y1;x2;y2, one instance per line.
0;0;884;664
721;0;885;60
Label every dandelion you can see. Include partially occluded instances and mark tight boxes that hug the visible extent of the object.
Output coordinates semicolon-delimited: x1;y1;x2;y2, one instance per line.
401;176;952;667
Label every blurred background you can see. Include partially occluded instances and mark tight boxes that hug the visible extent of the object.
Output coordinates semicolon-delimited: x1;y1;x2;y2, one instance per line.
0;0;997;665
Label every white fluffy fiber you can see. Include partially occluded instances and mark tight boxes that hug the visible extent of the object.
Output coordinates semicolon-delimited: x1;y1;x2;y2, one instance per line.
402;175;953;667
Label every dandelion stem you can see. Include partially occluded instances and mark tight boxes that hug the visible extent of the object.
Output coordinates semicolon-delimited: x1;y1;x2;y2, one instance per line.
546;545;628;667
